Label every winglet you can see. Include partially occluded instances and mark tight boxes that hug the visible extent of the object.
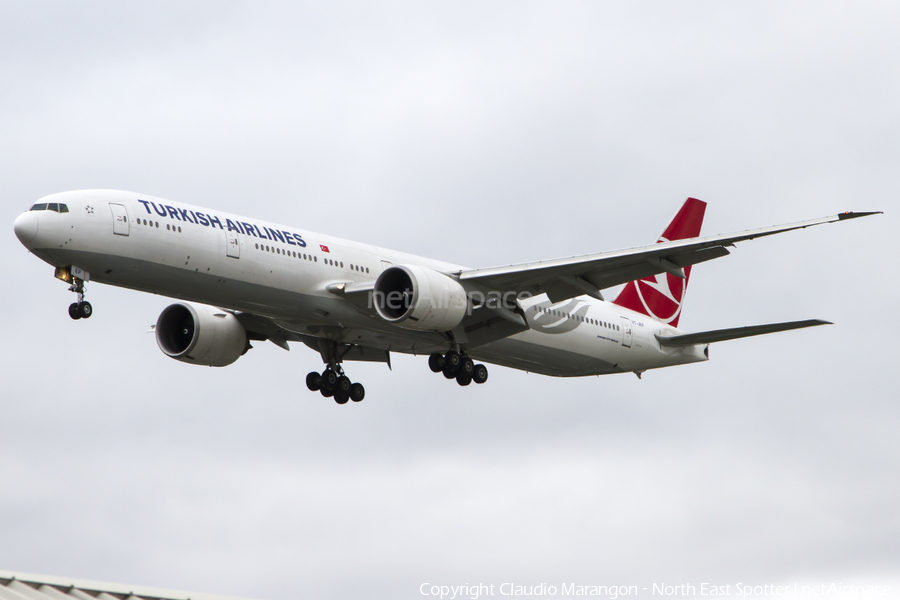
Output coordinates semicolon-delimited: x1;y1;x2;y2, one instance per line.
837;211;883;221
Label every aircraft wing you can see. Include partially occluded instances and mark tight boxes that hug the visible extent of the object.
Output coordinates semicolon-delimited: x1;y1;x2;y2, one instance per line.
235;310;392;364
456;211;880;303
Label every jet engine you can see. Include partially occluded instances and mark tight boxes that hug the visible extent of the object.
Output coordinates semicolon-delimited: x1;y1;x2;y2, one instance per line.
156;302;248;367
373;265;468;332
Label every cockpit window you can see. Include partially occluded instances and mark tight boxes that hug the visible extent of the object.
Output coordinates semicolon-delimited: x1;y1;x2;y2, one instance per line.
29;203;68;212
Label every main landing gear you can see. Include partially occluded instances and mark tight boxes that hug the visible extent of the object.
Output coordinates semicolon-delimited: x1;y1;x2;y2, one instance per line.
305;341;366;404
306;368;365;404
67;278;92;320
428;351;488;387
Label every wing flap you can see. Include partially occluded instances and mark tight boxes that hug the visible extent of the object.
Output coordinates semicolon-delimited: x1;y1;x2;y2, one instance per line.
655;319;832;347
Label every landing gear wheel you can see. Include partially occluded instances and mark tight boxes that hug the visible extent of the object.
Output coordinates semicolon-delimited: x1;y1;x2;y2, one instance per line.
321;387;335;398
442;366;457;379
306;372;322;392
472;364;489;384
459;356;475;378
334;391;350;404
456;373;472;386
336;375;352;395
321;369;338;391
77;301;92;319
350;383;365;402
68;303;82;320
444;350;461;372
428;353;445;373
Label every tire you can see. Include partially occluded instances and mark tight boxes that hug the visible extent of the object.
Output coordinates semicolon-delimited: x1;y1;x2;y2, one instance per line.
306;372;322;392
456;373;472;386
473;364;489;384
442;366;457;379
68;303;82;320
334;391;350;404
321;387;334;398
321;369;338;391
460;356;475;377
336;375;352;394
444;350;461;371
78;301;92;319
350;383;365;402
428;353;444;373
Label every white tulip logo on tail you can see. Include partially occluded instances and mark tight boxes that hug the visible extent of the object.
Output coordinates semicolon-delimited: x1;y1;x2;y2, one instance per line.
613;198;706;329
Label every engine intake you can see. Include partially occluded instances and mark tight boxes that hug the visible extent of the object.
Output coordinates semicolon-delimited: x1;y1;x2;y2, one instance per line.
373;265;468;332
156;302;248;367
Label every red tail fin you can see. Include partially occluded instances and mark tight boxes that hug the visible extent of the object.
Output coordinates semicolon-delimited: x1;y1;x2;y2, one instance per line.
612;198;707;327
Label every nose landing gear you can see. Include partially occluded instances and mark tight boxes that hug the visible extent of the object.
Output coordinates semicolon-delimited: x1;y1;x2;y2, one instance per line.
67;278;92;320
428;351;488;387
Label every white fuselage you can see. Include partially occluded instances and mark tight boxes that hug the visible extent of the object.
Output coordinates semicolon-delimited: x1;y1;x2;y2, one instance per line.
14;190;708;377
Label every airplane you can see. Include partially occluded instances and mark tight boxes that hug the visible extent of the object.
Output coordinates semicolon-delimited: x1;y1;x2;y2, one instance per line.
13;190;879;404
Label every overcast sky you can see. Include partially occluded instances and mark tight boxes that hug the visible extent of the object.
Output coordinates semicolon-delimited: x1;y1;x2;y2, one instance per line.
1;2;898;599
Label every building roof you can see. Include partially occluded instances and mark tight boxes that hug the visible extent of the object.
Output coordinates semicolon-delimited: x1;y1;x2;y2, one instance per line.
0;570;259;600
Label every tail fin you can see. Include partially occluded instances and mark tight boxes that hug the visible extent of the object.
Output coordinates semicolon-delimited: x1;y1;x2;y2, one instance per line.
612;198;707;327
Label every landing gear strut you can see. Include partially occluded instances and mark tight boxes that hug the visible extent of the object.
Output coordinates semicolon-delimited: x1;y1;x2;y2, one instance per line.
428;351;489;387
67;278;92;320
306;341;366;404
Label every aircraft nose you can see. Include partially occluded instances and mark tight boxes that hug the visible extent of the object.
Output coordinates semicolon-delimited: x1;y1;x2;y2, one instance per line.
14;211;39;245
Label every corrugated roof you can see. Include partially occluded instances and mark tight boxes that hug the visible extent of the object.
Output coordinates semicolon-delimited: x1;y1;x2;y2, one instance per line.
0;571;260;600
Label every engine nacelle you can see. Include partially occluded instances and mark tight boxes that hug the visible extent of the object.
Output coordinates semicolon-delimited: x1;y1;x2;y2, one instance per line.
373;265;468;332
156;302;248;367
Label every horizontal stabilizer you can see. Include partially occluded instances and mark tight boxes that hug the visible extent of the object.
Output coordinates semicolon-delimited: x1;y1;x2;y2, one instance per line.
655;319;832;347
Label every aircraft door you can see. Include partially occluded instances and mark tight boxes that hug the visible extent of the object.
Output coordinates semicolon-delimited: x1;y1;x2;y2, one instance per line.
381;260;393;271
226;229;240;258
620;316;633;348
110;203;130;236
